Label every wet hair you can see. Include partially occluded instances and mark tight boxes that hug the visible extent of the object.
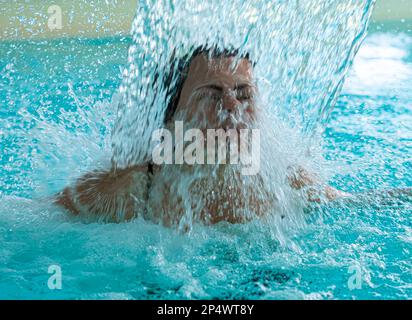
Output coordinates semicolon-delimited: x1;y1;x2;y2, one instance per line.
162;45;253;124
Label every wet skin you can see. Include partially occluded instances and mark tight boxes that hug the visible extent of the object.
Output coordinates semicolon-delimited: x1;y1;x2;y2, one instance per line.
55;54;349;224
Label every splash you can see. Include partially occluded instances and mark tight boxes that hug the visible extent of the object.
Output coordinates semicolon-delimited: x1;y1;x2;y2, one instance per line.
1;0;377;232
112;0;376;167
2;2;412;300
108;0;376;231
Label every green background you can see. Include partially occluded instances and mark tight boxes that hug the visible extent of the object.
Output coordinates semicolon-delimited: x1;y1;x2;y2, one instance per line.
0;0;411;40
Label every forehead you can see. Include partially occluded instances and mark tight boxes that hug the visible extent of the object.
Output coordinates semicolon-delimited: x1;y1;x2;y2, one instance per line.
184;54;253;88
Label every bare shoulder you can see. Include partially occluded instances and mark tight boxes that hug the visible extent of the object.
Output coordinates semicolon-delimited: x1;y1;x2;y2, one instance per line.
55;162;151;221
73;163;149;194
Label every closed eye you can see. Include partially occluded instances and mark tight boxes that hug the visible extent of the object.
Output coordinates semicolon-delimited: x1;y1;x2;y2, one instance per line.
235;85;254;101
195;87;222;102
194;83;255;102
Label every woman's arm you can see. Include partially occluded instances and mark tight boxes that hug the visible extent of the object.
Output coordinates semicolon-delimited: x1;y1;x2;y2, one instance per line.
288;166;351;203
288;166;411;205
345;187;412;207
55;164;150;222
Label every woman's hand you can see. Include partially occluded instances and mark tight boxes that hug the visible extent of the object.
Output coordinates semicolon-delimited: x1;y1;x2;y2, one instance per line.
288;166;351;203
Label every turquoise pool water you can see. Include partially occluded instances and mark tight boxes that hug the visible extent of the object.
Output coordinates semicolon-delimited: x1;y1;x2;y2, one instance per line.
1;28;411;299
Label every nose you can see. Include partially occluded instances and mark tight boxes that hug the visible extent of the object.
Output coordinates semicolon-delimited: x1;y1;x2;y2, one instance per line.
222;94;240;113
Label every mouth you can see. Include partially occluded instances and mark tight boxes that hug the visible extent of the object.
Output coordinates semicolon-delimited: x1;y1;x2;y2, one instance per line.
219;116;248;131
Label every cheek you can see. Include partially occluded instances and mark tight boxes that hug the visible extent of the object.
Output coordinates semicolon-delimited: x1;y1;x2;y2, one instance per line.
243;103;259;122
178;100;215;126
245;103;256;115
174;101;197;122
204;102;219;118
194;99;218;119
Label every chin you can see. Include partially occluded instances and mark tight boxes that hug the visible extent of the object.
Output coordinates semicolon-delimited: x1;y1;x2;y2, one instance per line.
216;118;250;131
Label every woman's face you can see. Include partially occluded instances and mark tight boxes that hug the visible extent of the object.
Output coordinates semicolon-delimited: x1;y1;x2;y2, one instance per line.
171;54;257;131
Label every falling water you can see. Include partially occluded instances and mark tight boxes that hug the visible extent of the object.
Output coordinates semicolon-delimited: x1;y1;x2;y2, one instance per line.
2;0;412;300
112;0;376;167
107;0;376;232
0;1;376;227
